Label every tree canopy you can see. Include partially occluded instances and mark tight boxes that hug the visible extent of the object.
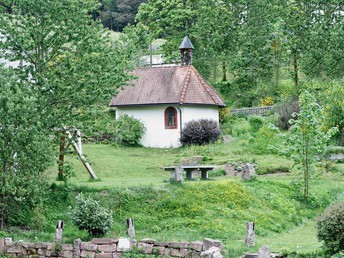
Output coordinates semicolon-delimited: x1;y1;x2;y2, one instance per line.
136;0;344;103
0;0;132;228
0;0;130;129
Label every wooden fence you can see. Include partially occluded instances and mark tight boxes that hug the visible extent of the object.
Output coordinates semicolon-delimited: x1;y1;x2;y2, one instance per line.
230;106;275;116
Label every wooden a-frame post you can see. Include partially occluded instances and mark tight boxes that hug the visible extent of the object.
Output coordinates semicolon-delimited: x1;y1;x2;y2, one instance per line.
58;127;98;180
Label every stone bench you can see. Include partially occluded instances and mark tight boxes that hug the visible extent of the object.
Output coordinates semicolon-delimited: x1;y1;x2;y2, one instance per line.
164;165;215;182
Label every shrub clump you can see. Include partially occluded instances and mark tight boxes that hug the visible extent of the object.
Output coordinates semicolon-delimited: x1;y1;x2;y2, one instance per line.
180;119;221;145
115;114;146;146
248;115;264;132
71;193;113;237
275;99;299;130
316;201;344;254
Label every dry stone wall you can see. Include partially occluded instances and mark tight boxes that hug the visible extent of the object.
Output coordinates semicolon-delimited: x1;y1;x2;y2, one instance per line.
0;237;222;258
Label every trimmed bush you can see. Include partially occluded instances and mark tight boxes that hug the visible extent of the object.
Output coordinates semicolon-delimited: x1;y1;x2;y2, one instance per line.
115;114;146;146
71;193;113;237
180;119;221;146
316;202;344;254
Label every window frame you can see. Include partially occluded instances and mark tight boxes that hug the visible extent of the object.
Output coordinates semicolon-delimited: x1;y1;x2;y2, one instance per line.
164;107;178;129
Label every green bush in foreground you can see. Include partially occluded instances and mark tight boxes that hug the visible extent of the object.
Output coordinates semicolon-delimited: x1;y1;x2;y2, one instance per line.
316;202;344;254
71;193;113;237
115;114;146;146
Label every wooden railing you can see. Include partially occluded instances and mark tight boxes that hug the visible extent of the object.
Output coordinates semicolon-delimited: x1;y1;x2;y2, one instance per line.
230;106;274;116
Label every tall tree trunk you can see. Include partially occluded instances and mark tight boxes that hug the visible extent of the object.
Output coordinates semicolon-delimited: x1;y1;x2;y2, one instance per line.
292;55;299;87
304;130;309;202
0;161;7;230
222;61;227;81
58;132;66;180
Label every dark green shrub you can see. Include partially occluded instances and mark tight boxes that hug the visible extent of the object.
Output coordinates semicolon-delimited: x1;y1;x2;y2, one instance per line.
180;119;221;145
71;193;113;237
115;114;146;146
275;99;299;130
316;202;344;254
248;115;264;132
209;169;226;177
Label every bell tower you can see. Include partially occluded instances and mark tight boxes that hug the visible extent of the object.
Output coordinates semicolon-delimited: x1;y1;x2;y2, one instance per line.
179;36;194;66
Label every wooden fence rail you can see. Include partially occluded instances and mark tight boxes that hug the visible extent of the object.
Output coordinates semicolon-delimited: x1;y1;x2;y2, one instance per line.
230;106;275;116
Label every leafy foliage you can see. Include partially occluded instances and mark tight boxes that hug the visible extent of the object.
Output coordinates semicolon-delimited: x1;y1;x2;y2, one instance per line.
271;91;338;201
98;0;146;32
0;0;130;129
320;83;344;146
71;193;113;237
0;67;53;229
115;114;146;146
136;0;343;102
180;119;221;146
248;115;265;132
317;202;344;254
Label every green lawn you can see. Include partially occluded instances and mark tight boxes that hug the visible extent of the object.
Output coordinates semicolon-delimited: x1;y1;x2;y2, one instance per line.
34;143;344;257
48;142;295;188
49;144;180;188
258;220;322;254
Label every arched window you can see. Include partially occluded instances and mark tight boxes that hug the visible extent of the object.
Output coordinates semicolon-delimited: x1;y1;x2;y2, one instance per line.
164;107;178;129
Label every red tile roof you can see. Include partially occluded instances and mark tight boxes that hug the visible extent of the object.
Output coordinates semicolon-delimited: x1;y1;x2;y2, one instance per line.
109;65;225;107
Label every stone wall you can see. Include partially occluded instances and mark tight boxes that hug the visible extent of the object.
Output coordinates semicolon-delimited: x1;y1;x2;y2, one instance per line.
0;237;223;258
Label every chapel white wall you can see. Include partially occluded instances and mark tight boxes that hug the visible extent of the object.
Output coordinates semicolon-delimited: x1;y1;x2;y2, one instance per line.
116;105;219;148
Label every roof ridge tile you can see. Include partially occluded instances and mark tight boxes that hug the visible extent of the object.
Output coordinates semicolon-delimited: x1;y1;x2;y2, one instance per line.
192;66;221;105
179;66;192;103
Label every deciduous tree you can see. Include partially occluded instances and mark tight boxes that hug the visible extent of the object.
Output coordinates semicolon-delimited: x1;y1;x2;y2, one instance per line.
0;0;130;130
0;67;53;229
272;90;337;201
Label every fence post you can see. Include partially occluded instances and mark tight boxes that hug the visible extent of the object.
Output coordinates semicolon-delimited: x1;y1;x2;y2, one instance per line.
126;218;135;245
175;165;183;183
54;220;64;242
245;222;255;247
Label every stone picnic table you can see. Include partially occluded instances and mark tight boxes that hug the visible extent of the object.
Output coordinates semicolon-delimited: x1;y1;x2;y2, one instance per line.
164;165;216;182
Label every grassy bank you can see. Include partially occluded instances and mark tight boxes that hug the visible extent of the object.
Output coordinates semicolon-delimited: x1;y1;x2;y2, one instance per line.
7;113;344;257
10;156;344;257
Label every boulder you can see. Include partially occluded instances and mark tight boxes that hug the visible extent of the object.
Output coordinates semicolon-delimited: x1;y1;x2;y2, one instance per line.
200;246;222;258
257;245;270;258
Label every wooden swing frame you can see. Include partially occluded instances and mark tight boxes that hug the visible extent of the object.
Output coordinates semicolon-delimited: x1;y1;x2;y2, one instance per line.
58;127;97;180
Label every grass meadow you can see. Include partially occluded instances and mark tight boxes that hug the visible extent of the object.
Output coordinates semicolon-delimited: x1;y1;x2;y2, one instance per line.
8;115;344;257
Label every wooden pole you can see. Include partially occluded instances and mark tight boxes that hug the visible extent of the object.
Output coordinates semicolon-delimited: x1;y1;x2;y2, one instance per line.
64;127;98;180
58;132;66;179
76;130;82;155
